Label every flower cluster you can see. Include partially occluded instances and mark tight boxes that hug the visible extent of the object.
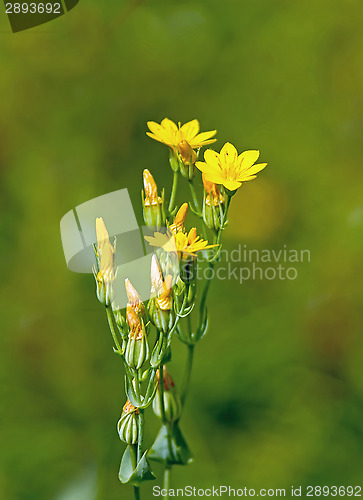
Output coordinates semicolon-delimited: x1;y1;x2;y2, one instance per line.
89;118;267;498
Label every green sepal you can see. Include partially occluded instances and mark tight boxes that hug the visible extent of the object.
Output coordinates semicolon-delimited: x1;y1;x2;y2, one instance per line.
148;423;193;466
124;375;142;408
169;151;179;172
195;307;209;342
119;447;156;486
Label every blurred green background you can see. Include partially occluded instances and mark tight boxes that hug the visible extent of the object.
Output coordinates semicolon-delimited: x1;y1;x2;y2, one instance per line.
1;0;363;498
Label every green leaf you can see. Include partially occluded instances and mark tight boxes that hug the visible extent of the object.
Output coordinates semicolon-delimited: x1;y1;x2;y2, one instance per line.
119;447;156;486
148;423;193;466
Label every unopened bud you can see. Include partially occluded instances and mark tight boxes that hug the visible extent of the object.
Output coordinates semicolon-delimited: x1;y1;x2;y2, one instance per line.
125;279;145;316
170;203;188;234
148;255;174;333
178;140;197;166
153;367;182;422
125;306;149;370
202;174;224;207
142;169;165;227
202;174;225;231
117;400;139;444
96;217;111;253
94;218;115;306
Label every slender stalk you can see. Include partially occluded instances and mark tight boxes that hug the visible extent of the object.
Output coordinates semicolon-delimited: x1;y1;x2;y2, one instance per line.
168;171;178;214
188;180;202;216
186;312;193;342
163;465;172;497
105;306;123;353
199;264;213;318
137;409;144;462
159;363;173;498
189;179;210;243
134;369;141;404
129;445;141;500
159;364;167;424
216;194;232;245
181;344;195;407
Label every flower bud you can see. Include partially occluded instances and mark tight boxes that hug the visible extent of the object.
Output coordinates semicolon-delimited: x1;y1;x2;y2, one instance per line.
125;306;149;370
125;279;145;316
148;255;174;333
202;174;225;231
180;254;197;284
117;400;139;444
202;174;224;207
153;367;182;423
112;306;126;332
94;218;115;306
142;169;165;227
96;217;111;251
177;141;198;179
178;140;197;165
169;203;188;234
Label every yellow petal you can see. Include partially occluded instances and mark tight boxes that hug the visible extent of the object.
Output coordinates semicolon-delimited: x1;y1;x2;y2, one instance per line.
195;161;210;173
222;179;242;191
239;175;257;182
203;149;220;167
238;150;260;170
146;132;164;143
161;118;178;134
179;119;200;141
242;162;267;176
202;173;226;185
189;130;217;148
220;142;238;165
146;121;173;144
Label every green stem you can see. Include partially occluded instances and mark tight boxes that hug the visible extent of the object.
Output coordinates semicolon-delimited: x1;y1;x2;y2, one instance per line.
159;364;167;424
105;306;123;353
129;445;141;500
134;369;141;404
168;171;178;214
163;465;171;498
137;409;144;462
188;180;202;216
159;364;173;495
199;260;213;317
144;368;157;404
181;344;194;408
216;194;232;245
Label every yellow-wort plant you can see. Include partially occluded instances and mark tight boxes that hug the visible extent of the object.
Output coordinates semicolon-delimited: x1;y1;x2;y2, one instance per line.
89;119;267;499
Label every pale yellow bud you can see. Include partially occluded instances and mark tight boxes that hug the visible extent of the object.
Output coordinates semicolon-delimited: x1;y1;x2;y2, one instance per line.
125;278;144;315
143;169;162;207
178;140;197;166
170;203;188;234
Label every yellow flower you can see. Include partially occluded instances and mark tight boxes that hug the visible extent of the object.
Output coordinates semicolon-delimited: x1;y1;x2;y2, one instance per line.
196;142;267;192
146;118;217;152
145;227;217;258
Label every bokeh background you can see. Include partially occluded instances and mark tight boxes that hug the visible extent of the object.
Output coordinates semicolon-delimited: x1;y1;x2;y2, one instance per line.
1;0;363;498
